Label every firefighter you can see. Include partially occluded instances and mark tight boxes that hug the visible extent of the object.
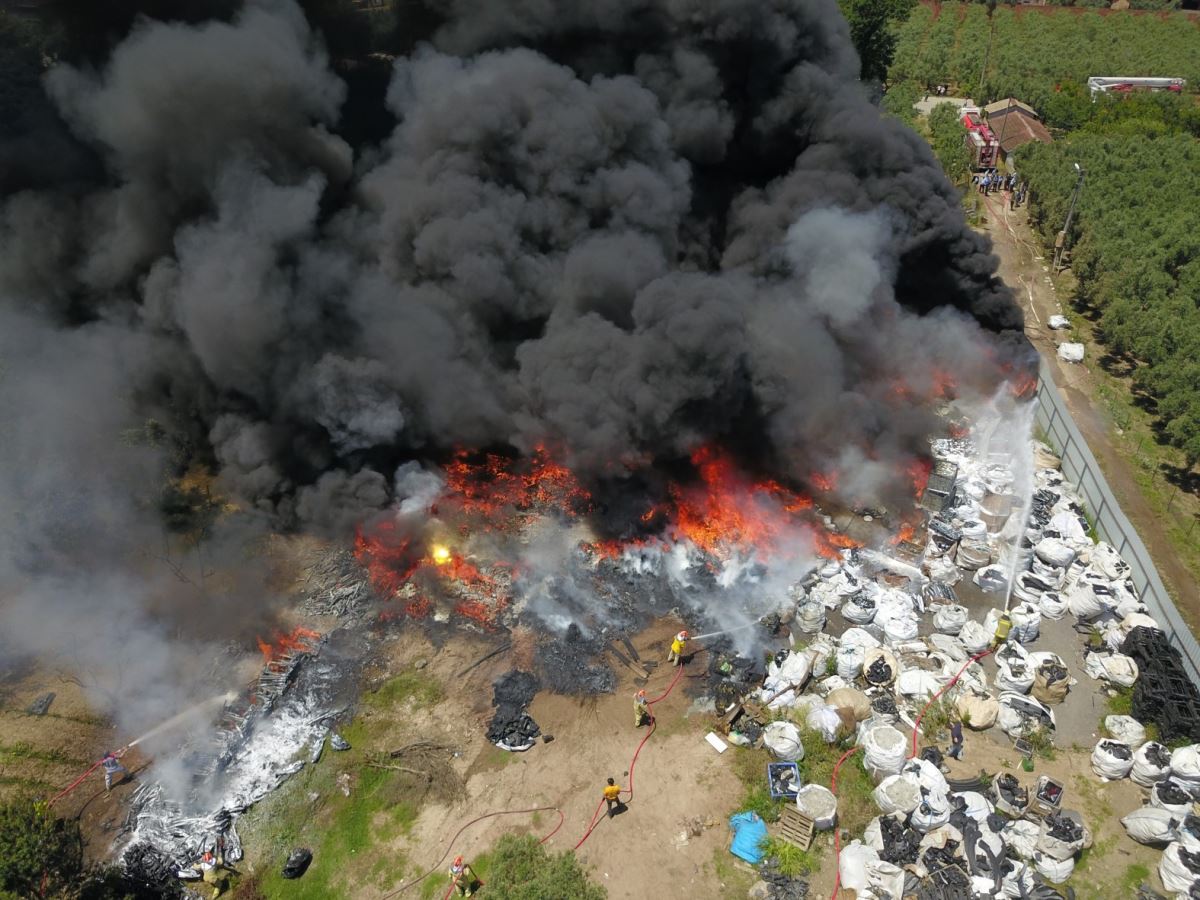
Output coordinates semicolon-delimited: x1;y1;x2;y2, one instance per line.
101;748;128;793
633;689;651;728
667;630;689;666
448;855;479;897
991;613;1013;649
191;850;228;899
603;777;625;818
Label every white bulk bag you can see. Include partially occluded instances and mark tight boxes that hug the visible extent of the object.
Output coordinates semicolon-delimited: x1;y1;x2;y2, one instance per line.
1179;815;1200;853
955;690;999;730
806;704;843;743
911;791;951;833
997;692;1055;738
959;620;990;655
895;669;944;702
863;816;885;851
763;721;804;761
929;633;967;661
902;758;950;796
1065;579;1105;620
932;604;969;635
841;594;876;625
873;774;921;815
973;564;1009;593
1000;860;1035;898
1039;591;1068;620
841;626;881;651
1035;538;1076;569
956;538;992;571
1037;819;1084;861
1091;542;1131;581
795;784;837;830
795;602;826;634
836;644;866;680
995;658;1035;694
1171;745;1200;796
1034;852;1074;884
956;791;993;823
1003;819;1040;859
1152;779;1195;817
1104;715;1146;748
837;841;878;895
1131;742;1173;787
1083;651;1139;687
1091;739;1135;780
862;724;907;779
826;687;871;722
1009;602;1041;643
1160;842;1200;896
1121;807;1180;845
881;614;919;645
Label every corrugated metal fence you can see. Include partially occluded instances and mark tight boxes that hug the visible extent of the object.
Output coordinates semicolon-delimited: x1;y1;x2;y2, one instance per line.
1033;361;1200;686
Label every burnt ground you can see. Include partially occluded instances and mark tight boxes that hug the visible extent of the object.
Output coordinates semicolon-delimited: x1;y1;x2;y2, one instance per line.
977;192;1200;627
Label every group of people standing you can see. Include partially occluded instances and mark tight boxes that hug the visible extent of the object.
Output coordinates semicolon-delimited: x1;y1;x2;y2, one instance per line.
973;169;1028;209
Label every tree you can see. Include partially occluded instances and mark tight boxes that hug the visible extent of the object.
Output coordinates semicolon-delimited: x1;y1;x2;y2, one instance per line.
927;103;973;186
480;834;606;900
0;797;82;898
839;0;917;84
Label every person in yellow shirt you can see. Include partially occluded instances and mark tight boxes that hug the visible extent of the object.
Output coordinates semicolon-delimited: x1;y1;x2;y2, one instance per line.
667;630;689;666
448;856;479;897
603;777;624;817
633;689;651;728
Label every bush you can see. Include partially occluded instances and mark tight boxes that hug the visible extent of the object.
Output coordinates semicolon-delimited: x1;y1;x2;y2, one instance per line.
927;104;972;186
479;834;606;900
0;796;82;899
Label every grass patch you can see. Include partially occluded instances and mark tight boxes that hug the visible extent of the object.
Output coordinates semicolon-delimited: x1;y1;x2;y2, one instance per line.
709;848;757;897
1025;727;1056;761
363;669;444;710
796;730;874;838
731;746;783;823
0;743;86;767
1104;686;1133;717
1121;863;1152;893
916;698;955;743
762;837;822;878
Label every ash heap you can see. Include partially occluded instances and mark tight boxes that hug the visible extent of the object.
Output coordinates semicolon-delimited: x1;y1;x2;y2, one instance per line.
0;0;1038;886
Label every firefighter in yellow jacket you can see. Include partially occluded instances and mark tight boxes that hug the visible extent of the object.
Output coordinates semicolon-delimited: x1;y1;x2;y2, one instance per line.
667;630;688;666
633;689;651;728
448;856;478;897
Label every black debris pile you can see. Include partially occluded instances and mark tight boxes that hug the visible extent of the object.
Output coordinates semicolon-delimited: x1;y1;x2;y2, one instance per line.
923;581;957;606
1044;813;1083;844
757;857;809;900
1040;662;1069;684
535;628;615;695
871;694;899;718
1154;780;1192;808
1124;627;1200;743
710;653;763;711
921;843;969;889
122;843;185;897
985;812;1007;834
768;764;799;799
26;693;55;716
1098;740;1133;760
1179;847;1200;876
866;657;893;686
879;816;921;865
919;746;944;769
281;847;313;879
993;773;1028;809
487;670;542;750
1146;743;1174;769
737;720;764;745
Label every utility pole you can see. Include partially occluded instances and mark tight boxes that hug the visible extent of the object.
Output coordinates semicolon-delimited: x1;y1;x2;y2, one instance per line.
1053;163;1085;272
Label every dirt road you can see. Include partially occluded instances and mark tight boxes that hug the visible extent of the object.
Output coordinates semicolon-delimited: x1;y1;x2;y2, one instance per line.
976;192;1200;624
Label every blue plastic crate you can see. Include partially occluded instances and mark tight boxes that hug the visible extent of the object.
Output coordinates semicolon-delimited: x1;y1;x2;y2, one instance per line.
767;761;800;799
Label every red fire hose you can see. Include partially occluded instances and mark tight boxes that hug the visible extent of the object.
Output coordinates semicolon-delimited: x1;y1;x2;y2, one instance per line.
908;648;993;759
47;760;104;806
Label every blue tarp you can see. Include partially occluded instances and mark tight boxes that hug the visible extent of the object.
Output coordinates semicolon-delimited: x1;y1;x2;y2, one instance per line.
729;811;768;864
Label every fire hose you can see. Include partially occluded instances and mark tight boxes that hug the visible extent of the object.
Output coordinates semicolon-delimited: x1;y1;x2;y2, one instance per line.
831;646;994;899
47;760;104;806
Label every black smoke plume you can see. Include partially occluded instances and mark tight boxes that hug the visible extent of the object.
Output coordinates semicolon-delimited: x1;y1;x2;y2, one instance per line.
0;0;1031;728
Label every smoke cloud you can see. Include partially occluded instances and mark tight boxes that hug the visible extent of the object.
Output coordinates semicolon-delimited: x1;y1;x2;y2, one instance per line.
0;0;1032;728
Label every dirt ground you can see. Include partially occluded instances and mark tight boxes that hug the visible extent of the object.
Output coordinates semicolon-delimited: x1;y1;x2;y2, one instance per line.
358;620;748;900
977;192;1200;624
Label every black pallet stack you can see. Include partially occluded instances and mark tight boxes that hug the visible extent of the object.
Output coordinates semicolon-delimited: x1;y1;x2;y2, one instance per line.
1122;626;1200;743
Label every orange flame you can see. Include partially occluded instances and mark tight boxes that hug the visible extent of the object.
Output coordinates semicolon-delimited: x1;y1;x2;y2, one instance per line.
256;626;320;664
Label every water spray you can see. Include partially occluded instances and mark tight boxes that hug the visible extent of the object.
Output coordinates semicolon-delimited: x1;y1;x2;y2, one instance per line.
126;691;238;748
688;621;760;642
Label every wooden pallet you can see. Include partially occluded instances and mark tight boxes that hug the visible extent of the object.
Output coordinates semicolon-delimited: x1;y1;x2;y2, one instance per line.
776;807;815;851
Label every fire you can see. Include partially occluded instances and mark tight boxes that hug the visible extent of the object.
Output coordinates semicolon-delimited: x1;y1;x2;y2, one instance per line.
256;626;320;664
441;445;592;521
906;457;933;499
666;445;814;561
809;470;837;493
431;544;451;565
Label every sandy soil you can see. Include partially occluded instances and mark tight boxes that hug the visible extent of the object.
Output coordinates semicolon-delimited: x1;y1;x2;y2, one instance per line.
368;620;747;900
